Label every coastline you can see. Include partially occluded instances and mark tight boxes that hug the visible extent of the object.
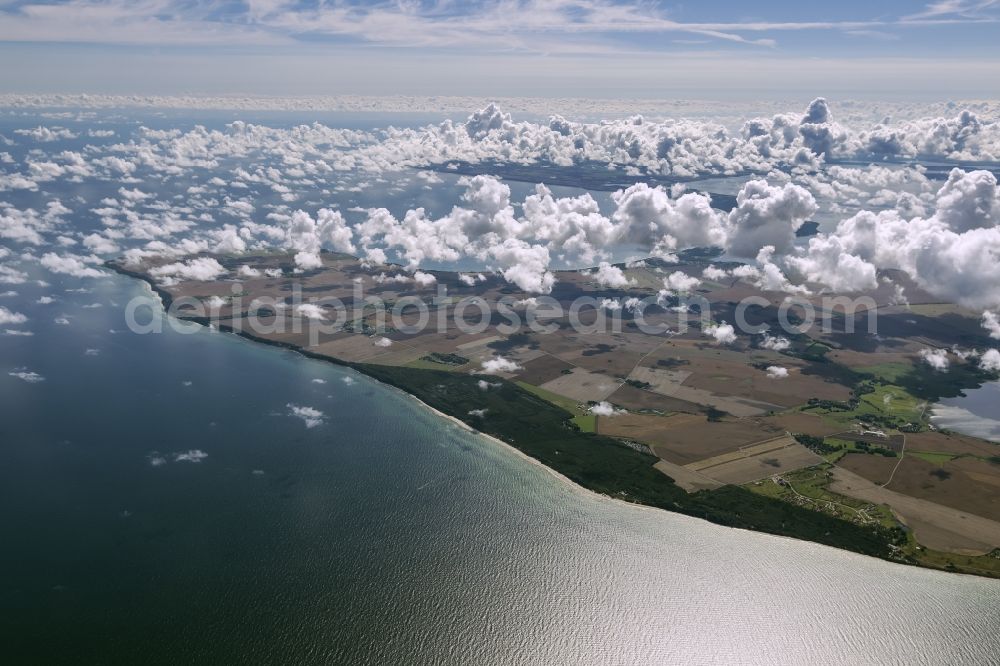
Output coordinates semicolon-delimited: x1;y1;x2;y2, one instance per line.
105;262;1000;578
418;396;589;494
111;261;608;504
403;389;1000;581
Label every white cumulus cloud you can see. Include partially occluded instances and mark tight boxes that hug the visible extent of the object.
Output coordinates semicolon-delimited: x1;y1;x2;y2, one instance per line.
589;401;626;417
980;349;1000;372
287;403;326;428
480;356;521;374
0;306;27;325
704;322;737;345
918;348;950;372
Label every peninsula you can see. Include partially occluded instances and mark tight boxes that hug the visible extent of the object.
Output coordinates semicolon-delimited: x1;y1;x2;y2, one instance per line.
111;250;1000;578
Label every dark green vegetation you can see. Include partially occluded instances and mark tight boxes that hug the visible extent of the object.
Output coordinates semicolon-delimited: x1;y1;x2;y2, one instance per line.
358;364;901;560
794;434;896;459
420;352;470;367
625;379;652;389
793;434;840;455
894;361;998;401
802;360;997;433
851;441;898;457
787;341;871;386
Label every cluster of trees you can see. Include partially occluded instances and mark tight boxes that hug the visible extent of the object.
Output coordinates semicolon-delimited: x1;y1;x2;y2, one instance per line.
853;440;898;457
793;434;897;458
793;434;840;455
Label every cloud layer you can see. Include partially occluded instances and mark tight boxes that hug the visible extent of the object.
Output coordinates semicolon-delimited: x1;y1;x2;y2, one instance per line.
3;99;1000;314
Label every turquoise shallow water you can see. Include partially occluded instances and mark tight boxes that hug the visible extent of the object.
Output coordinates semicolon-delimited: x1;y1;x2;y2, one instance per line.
2;270;1000;664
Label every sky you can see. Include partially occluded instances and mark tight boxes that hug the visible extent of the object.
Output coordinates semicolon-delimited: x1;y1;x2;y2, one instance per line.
0;0;998;98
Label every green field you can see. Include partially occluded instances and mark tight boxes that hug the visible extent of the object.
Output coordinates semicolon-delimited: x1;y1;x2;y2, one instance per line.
858;384;925;423
907;451;961;465
571;413;597;433
850;362;913;383
819;436;898;461
805;379;926;431
515;380;581;412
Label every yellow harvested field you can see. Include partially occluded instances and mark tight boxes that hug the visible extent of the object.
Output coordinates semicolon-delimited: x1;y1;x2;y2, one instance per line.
653;459;724;493
456;335;505;350
366;348;430;366
682;436;824;485
694;445;822;485
669;385;778;418
628;364;778;417
627;366;691;393
600;414;788;466
310;333;402;362
685;435;799;472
